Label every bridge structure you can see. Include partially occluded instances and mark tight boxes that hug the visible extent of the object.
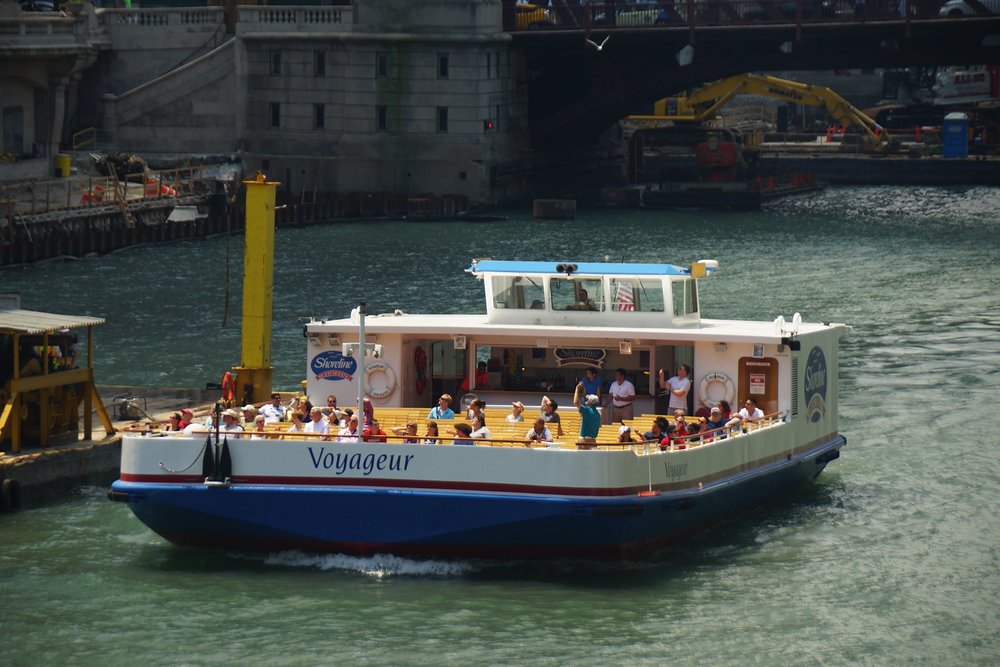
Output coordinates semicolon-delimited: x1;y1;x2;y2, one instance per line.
2;0;999;205
503;1;1000;148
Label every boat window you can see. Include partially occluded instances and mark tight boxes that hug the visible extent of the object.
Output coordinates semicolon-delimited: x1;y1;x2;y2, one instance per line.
491;276;545;310
551;278;603;311
671;278;698;317
610;278;664;312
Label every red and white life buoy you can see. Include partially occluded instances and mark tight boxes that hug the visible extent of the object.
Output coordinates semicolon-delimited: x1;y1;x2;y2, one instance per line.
221;371;236;402
698;371;735;409
365;362;396;400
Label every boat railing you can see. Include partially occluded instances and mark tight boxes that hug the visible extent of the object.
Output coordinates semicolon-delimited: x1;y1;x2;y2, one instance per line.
123;413;785;451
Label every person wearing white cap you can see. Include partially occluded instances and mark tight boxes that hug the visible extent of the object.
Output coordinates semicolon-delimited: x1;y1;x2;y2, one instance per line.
506;401;525;423
220;408;244;437
705;406;728;431
240;404;258;427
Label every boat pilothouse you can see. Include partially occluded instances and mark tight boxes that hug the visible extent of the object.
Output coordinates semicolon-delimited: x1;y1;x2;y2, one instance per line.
474;259;711;329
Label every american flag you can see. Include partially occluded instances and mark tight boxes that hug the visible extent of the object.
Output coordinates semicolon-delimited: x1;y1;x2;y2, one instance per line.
615;282;635;311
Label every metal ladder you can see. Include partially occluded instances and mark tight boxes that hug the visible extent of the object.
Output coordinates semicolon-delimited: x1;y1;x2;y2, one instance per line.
106;163;136;229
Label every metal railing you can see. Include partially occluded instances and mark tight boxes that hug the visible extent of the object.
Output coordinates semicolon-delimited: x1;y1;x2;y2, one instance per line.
504;0;950;31
72;127;97;151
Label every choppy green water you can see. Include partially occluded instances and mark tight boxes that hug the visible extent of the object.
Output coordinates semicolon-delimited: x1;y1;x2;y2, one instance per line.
1;186;998;665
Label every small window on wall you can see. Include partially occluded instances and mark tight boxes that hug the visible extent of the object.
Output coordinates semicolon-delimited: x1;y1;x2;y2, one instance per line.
270;102;281;128
270;51;281;76
551;278;603;311
611;278;665;312
376;52;388;78
438;53;449;79
491;275;545;310
671;278;698;317
314;51;326;77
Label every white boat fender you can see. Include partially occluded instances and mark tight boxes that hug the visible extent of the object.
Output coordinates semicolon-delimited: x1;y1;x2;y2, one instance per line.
698;372;735;410
365;361;396;400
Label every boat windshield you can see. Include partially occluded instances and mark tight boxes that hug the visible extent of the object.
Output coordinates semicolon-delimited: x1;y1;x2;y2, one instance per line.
491;276;545;310
551;277;604;311
609;277;665;312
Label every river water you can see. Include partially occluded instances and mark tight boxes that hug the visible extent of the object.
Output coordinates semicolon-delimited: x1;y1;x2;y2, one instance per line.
1;186;998;665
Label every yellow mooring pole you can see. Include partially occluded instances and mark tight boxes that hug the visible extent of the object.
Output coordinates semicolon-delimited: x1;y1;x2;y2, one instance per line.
233;171;279;405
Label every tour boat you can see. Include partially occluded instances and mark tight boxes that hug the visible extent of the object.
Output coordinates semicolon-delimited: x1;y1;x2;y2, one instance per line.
110;259;847;560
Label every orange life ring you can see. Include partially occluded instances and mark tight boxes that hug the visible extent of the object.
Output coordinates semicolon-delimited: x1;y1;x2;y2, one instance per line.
221;371;235;402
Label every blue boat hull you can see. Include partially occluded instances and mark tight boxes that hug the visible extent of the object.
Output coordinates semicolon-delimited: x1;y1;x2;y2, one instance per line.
111;436;845;560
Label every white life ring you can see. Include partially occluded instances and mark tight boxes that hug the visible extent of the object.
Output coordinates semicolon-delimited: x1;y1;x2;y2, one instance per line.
698;371;735;409
365;361;397;400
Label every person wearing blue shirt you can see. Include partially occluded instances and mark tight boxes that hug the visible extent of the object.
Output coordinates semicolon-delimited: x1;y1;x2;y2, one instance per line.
581;367;602;400
427;393;455;419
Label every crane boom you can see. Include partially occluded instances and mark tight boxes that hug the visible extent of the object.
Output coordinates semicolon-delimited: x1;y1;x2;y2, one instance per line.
631;73;892;150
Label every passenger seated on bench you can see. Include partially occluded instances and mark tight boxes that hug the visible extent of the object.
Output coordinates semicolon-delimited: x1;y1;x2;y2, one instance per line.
422;421;440;444
470;414;492;439
451;422;476;446
304;407;329;436
428;394;455;419
507;401;525;423
643;417;670;442
618;425;637;443
738;398;764;423
540;396;564;437
671;419;689;446
391;421;420;444
249;415;268;440
363;418;388;443
686;421;702;444
286;410;306;433
337;415;360;442
525;418;553;445
221;409;244;437
466;398;486;421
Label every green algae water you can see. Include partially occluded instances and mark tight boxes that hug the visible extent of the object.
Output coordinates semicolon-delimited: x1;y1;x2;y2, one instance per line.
1;186;998;665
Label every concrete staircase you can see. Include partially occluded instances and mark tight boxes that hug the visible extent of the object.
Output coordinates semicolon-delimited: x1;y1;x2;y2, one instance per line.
104;38;239;154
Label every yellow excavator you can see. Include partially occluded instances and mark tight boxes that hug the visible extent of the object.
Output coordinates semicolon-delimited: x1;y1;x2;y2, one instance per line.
630;73;894;151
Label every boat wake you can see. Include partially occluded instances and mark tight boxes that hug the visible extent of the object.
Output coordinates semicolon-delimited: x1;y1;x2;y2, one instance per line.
262;550;480;578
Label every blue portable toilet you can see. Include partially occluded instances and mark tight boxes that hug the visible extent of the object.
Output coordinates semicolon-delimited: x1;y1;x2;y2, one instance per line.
942;112;969;159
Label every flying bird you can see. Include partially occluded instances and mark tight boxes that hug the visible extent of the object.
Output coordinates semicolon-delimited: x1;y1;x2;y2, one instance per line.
585;35;610;52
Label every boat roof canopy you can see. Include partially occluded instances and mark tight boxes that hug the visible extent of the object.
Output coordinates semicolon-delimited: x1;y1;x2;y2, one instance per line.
467;260;704;277
0;308;105;335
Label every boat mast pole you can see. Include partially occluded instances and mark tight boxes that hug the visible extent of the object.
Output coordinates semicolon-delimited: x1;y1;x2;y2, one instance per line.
357;302;366;424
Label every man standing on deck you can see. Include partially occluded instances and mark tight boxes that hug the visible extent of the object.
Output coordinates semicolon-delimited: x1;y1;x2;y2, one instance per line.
658;364;691;416
581;368;602;402
609;368;635;423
